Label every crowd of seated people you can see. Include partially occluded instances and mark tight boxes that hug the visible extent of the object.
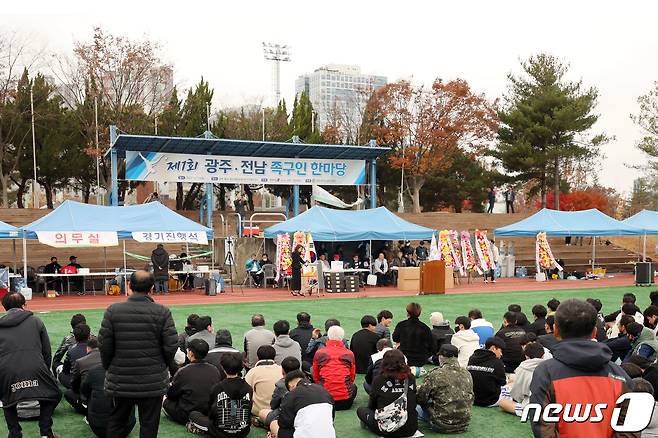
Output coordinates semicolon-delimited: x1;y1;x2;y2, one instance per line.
10;271;658;438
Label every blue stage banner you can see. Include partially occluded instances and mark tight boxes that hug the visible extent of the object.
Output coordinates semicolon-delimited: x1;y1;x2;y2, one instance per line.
125;151;367;185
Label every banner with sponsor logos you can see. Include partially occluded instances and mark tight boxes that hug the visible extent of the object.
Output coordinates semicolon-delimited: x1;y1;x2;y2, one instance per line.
125;151;366;185
132;231;209;245
36;231;119;248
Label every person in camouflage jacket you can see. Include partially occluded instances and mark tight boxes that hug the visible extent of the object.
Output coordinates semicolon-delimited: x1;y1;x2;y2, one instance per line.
417;344;474;433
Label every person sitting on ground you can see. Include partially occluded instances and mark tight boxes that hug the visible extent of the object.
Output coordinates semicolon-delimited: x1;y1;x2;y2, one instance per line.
351;315;381;374
506;304;531;331
245;254;263;287
451;316;480;368
365;338;395;394
257;357;301;430
608;295;645;338
537;315;559;352
627;354;658;400
644;305;658;336
528;299;635;437
621;362;644;378
417;344;473;433
290;312;314;364
178;314;199;352
604;314;634;362
392;302;433;367
631;378;658;436
526;305;547;336
306;319;347;361
269;370;336;438
429;312;454;360
585;298;607;341
624;321;658;362
66;338;102;415
272;320;302;365
495;311;526;373
500;341;545;416
186;315;215;349
245;345;282;418
52;313;88;374
244;313;276;369
357;349;419;437
206;329;239;378
373;252;390;286
546;298;560;317
468;309;494;347
375;310;393;341
188;352;253;437
313;325;357;410
59;323;91;388
163;338;222;425
520;332;551;359
81;362;136;438
467;337;508;407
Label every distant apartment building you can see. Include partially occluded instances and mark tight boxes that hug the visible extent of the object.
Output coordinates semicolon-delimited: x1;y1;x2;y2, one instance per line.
295;64;386;141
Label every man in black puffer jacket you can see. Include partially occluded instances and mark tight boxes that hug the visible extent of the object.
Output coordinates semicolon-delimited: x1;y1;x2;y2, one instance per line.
99;270;178;438
0;292;61;438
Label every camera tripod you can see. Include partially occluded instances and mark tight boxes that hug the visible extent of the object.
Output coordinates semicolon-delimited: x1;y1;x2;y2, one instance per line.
224;237;237;294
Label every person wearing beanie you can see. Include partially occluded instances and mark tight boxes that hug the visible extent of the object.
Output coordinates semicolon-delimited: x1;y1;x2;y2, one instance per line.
467;337;508;407
417;344;473;433
206;329;239;378
429;312;454;359
450;316;480;368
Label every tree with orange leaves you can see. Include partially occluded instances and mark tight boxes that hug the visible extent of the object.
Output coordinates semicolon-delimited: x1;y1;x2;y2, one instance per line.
361;79;498;212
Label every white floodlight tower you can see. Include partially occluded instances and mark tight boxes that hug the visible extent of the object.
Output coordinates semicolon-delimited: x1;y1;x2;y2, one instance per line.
262;42;291;106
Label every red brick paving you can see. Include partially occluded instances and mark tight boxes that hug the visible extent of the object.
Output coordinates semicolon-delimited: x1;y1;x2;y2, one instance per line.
21;274;636;313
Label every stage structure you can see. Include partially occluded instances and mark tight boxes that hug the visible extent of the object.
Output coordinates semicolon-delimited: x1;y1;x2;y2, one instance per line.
106;126;390;226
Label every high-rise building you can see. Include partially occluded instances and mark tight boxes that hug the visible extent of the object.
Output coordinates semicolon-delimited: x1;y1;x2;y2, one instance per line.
295;64;386;141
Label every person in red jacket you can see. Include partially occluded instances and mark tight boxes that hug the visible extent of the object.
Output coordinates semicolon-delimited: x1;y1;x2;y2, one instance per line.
313;325;357;410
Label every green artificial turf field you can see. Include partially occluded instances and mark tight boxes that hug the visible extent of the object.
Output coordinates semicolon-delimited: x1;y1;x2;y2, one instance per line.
0;284;648;437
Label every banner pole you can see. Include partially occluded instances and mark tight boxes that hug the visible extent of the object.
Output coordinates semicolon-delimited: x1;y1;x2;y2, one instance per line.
123;240;128;295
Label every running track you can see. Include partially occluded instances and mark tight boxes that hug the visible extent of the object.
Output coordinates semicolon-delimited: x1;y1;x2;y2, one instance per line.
19;274;638;313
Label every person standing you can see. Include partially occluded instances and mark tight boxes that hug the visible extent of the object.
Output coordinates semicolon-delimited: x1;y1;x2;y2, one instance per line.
504;188;515;213
98;270;178;438
290;244;304;296
484;240;500;283
234;192;247;237
486;187;495;213
0;292;61;438
151;244;170;295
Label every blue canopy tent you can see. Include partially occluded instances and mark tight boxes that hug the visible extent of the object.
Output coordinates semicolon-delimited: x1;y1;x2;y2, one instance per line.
622;210;658;260
264;206;435;241
20;200;214;281
494;208;644;268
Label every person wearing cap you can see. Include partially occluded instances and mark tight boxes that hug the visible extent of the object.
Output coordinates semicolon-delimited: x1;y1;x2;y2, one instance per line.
417;344;473;433
450;316;480;368
429;312;454;360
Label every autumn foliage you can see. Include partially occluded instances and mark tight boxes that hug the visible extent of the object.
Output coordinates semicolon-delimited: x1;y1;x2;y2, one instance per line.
361;79;498;212
540;189;612;214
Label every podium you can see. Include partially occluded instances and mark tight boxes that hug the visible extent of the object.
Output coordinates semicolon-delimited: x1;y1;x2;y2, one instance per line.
420;260;446;295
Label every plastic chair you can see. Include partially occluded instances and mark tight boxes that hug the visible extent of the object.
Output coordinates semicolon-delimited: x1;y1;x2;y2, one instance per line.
262;264;276;288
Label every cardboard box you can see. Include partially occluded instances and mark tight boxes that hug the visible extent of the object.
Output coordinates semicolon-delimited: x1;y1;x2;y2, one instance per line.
398;267;420;291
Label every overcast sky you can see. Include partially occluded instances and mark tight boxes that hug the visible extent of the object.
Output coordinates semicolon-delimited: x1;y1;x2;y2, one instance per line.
5;0;657;193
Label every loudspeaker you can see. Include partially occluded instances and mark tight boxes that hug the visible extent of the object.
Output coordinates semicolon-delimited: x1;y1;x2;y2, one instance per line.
636;262;654;285
205;278;217;296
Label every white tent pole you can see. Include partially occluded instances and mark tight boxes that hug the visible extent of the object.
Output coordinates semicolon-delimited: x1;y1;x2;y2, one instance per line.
22;236;27;281
123;240;127;295
12;240;17;273
643;234;647;262
211;238;215;269
592;236;596;269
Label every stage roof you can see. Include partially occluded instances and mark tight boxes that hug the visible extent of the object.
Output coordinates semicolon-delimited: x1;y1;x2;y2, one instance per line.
108;134;390;161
